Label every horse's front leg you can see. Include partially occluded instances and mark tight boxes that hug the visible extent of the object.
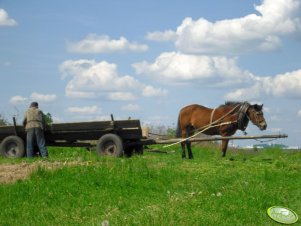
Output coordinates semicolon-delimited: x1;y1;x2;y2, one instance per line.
186;140;193;159
180;142;186;159
221;139;229;157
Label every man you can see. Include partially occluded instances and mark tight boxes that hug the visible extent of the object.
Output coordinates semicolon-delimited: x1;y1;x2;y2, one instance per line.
23;102;48;158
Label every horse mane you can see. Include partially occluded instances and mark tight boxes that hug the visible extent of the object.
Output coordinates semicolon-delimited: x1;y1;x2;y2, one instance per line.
218;101;245;108
225;101;245;106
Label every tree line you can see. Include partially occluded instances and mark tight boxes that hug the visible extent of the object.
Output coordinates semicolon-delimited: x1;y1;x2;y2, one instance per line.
0;113;53;126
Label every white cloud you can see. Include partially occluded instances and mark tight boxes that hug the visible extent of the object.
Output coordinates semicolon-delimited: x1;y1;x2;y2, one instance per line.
224;84;262;101
108;92;136;101
146;30;177;41
65;90;96;99
60;59;139;100
298;110;301;117
30;92;57;102
263;70;301;97
67;34;148;53
133;51;254;85
121;104;140;111
0;9;17;26
147;0;301;54
225;70;301;100
9;96;28;105
9;93;56;105
67;105;101;114
60;59;166;101
142;85;167;97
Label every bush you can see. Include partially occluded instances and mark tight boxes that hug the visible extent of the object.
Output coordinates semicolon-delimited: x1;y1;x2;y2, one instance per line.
0;114;9;126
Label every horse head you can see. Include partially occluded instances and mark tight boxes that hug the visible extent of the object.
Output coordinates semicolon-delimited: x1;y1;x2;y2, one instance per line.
246;104;267;130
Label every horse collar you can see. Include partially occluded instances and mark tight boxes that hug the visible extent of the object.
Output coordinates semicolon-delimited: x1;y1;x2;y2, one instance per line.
237;102;250;131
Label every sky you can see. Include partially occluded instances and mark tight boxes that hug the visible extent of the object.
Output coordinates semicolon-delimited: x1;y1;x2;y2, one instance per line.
1;0;301;147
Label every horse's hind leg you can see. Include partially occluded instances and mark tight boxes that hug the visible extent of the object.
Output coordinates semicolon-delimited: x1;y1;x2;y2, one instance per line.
186;127;194;159
180;128;188;159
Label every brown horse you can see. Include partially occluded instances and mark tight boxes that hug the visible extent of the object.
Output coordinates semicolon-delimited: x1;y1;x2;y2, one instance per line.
176;102;267;158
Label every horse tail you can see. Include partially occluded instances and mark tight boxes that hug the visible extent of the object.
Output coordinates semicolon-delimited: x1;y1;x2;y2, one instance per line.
175;114;182;138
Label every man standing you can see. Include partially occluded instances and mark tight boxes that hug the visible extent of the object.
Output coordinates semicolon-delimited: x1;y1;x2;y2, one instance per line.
23;102;48;158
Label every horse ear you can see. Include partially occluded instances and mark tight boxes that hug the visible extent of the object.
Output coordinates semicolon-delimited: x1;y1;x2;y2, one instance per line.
256;104;263;111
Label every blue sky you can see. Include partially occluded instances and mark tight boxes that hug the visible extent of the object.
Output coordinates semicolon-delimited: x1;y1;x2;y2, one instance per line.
1;0;301;147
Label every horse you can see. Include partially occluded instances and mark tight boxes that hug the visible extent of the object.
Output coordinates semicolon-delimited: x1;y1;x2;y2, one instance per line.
176;101;267;159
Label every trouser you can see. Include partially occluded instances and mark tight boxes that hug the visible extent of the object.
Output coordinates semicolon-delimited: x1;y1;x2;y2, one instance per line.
26;127;48;158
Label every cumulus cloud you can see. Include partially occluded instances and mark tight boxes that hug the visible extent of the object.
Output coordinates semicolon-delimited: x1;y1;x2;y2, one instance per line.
9;96;28;105
121;103;140;111
146;30;177;41
67;34;148;53
60;59;139;100
142;85;167;97
0;9;17;26
9;93;56;105
147;0;301;54
225;70;301;101
67;105;101;114
224;84;262;101
108;92;136;101
30;92;57;102
60;59;167;100
133;51;254;85
262;70;301;97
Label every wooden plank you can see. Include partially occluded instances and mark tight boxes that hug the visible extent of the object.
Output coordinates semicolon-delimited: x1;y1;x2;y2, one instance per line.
51;121;113;131
114;120;141;129
51;120;141;131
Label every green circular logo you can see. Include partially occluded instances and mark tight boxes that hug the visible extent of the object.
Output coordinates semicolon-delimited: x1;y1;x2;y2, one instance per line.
267;206;298;224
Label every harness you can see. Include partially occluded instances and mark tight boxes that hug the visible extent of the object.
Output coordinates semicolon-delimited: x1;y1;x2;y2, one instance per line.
210;102;250;131
237;102;250;131
165;102;251;148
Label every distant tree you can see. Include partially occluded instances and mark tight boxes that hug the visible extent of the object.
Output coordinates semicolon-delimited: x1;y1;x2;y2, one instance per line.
44;113;53;126
0;114;9;126
167;127;176;138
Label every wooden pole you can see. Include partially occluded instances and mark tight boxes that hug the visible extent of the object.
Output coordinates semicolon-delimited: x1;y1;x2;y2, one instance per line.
13;116;18;136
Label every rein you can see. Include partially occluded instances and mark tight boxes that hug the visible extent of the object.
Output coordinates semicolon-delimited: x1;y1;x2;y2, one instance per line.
164;120;237;148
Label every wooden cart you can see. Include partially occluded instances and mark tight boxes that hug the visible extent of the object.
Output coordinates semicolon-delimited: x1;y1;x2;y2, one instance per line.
0;118;143;158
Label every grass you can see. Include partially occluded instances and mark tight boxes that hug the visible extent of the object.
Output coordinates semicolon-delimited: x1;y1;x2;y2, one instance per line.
0;145;300;226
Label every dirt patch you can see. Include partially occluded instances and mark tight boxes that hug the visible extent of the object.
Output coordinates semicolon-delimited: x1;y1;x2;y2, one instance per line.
0;163;36;184
0;161;93;184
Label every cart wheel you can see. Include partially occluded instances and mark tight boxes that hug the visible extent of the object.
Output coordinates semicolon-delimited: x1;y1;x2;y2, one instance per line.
0;135;25;158
96;134;123;157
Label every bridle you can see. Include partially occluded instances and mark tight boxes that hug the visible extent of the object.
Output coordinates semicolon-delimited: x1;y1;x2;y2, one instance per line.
246;106;265;128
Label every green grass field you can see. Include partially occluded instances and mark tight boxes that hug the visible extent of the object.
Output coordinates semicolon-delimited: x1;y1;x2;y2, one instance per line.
0;145;300;226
